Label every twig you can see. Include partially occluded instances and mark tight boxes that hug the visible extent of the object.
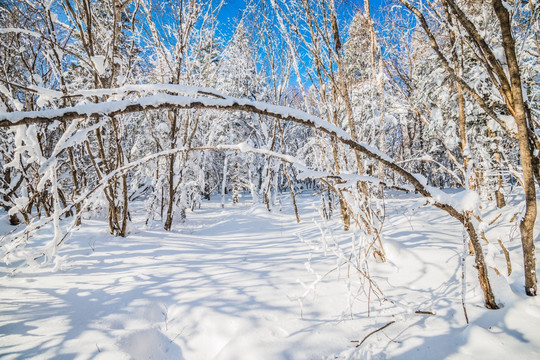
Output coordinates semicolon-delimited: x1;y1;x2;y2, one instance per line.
169;326;186;343
488;213;502;226
169;333;181;343
414;310;435;315
480;231;489;245
197;90;225;99
461;229;470;324
353;320;395;348
498;239;512;276
509;212;519;223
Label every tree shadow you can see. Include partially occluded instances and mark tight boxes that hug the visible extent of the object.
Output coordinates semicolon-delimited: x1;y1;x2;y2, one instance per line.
0;197;322;359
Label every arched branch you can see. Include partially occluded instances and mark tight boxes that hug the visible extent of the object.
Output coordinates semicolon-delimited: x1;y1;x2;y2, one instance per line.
0;90;451;214
0;87;498;308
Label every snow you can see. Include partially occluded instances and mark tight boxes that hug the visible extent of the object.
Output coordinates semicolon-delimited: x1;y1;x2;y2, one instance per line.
486;115;518;136
91;55;108;76
0;99;131;124
28;85;63;99
217;143;386;190
0;28;41;38
217;143;305;168
500;114;518;134
1;192;539;359
493;46;507;65
424;186;480;213
38;118;105;189
413;173;428;186
5;84;227;103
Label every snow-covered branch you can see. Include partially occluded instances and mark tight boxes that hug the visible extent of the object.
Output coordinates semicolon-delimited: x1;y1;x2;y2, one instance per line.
0;88;470;219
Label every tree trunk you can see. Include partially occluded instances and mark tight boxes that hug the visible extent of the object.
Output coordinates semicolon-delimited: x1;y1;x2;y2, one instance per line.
464;216;499;309
283;162;300;223
493;0;537;296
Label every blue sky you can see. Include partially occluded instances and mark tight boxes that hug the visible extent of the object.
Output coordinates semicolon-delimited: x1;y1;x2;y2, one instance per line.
216;0;389;37
212;0;391;87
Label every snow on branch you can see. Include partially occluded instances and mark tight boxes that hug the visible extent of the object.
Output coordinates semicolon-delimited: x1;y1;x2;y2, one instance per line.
0;28;42;38
0;86;470;220
219;143;408;192
63;84;226;100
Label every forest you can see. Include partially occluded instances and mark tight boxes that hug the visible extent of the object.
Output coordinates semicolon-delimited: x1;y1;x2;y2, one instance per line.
0;0;539;359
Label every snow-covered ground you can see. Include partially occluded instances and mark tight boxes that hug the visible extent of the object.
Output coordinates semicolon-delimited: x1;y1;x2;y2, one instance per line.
1;192;539;359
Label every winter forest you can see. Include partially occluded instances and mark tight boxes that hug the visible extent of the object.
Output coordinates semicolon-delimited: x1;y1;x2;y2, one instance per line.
0;0;539;358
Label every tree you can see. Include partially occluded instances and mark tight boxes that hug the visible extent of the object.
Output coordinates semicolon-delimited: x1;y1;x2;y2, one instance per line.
399;0;537;296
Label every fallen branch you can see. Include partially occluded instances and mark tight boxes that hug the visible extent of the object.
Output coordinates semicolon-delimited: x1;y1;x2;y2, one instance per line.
353;320;395;348
414;310;435;315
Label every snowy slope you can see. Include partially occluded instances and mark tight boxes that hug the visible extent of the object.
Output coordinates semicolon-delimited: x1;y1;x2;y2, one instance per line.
1;192;539;359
